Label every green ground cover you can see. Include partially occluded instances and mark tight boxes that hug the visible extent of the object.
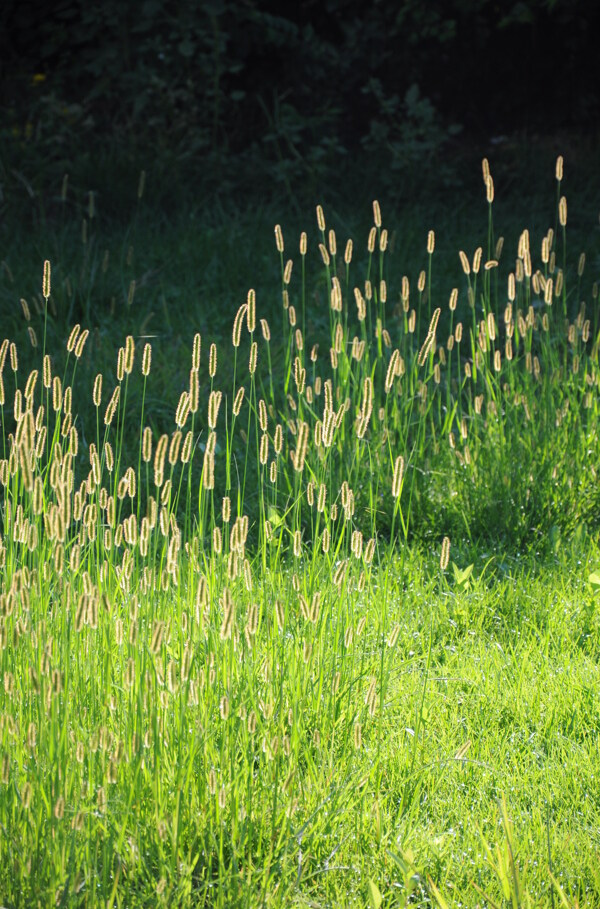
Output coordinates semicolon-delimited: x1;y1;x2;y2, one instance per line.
0;147;599;906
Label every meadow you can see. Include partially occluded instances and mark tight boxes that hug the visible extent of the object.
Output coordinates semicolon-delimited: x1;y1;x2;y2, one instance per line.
0;154;599;907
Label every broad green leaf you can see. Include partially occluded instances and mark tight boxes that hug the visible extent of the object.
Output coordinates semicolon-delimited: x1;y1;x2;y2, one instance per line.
268;507;284;528
368;879;383;909
588;571;600;590
452;562;474;586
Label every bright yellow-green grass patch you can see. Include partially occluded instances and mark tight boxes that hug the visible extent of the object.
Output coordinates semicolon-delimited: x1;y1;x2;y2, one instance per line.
1;157;599;907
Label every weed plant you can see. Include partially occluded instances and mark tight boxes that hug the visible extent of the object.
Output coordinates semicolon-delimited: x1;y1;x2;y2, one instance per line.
0;158;599;906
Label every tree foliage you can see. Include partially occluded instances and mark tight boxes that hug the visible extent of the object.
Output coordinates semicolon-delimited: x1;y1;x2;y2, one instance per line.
1;0;598;199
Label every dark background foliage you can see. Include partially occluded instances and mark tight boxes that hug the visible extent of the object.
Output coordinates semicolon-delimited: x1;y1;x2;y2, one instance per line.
1;0;599;211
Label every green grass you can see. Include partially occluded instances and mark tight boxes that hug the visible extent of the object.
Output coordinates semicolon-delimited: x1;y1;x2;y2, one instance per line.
1;153;599;907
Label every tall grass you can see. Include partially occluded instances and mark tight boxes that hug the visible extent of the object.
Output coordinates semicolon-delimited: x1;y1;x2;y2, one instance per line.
0;158;599;907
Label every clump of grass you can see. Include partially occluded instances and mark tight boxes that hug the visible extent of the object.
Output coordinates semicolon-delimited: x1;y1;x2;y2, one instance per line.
0;158;599;907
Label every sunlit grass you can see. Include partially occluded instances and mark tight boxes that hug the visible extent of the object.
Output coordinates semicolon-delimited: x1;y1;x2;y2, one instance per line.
0;157;599;907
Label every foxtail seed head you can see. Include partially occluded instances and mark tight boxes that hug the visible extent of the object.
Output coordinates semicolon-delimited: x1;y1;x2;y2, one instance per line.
42;260;51;300
93;374;102;407
417;316;439;366
192;332;201;369
232;304;247;348
208;389;222;429
247;289;256;332
392;455;404;497
209;343;217;377
117;347;125;382
124;335;135;374
328;229;337;256
440;536;450;570
559;196;567;227
249;341;257;375
233;386;245;417
189;369;199;413
142;343;152;376
66;325;80;354
74;329;89;360
274;224;284;253
260;318;271;342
